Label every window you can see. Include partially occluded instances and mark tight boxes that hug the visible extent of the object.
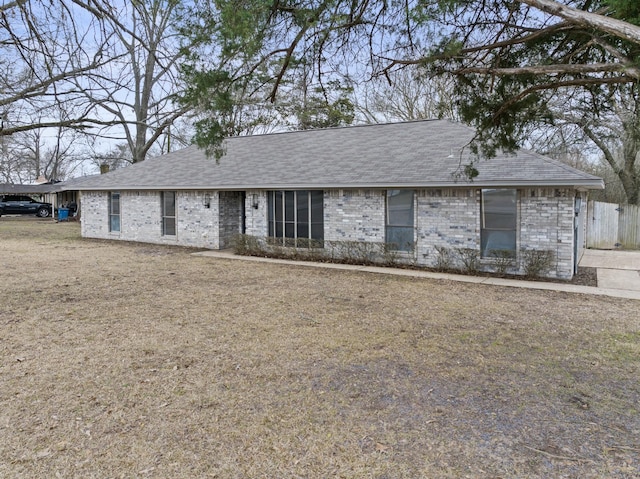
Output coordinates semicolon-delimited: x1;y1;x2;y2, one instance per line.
268;190;323;245
109;192;120;232
481;189;517;257
162;191;176;236
386;190;415;251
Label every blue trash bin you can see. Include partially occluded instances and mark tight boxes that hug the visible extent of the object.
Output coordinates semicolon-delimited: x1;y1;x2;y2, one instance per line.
58;208;69;221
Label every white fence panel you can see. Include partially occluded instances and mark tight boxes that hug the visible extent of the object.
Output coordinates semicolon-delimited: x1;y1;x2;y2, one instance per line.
587;201;640;249
619;203;640;249
587;201;619;249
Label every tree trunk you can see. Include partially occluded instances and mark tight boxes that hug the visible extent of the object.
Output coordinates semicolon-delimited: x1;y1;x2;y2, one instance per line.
620;174;640;205
519;0;640;45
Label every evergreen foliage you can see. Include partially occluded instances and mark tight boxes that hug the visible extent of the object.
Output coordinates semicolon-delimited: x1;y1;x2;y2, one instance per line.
178;0;640;201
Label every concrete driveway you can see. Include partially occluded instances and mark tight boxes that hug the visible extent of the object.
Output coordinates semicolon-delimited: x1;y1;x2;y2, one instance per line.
580;249;640;291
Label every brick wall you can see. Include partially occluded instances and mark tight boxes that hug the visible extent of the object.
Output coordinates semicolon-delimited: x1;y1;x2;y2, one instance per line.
324;189;385;242
519;188;576;279
175;191;220;248
415;189;479;267
81;187;579;279
244;190;268;237
321;187;576;278
80;191;109;239
81;190;222;248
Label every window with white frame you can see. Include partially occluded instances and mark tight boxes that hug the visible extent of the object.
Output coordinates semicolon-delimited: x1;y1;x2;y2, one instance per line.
386;189;415;251
109;192;120;232
481;189;517;257
162;191;176;236
268;190;323;245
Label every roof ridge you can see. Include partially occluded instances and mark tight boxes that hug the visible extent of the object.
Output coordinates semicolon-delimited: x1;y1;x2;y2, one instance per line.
225;118;450;142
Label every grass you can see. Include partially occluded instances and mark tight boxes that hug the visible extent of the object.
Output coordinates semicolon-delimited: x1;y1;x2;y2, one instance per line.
0;218;638;478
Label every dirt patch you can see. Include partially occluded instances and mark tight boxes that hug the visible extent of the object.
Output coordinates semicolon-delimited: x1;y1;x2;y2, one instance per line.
570;266;598;286
0;219;638;478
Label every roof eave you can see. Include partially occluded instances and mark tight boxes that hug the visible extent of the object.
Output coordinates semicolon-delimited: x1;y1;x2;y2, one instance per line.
76;179;605;191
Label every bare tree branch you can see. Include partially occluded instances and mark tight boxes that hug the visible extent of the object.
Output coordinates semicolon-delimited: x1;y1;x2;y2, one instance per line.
455;62;640;77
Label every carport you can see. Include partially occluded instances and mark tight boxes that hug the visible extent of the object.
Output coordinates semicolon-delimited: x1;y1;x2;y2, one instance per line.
0;183;58;218
2;176;95;221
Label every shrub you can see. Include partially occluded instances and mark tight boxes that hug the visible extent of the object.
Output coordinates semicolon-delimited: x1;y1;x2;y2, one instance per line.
233;234;265;256
456;247;480;273
331;240;379;264
380;243;401;266
521;249;555;278
434;246;454;271
489;249;516;275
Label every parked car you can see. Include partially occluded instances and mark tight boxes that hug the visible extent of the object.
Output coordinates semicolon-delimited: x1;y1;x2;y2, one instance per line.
0;195;53;217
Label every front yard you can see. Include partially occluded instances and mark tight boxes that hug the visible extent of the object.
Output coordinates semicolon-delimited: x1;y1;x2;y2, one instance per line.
0;218;638;478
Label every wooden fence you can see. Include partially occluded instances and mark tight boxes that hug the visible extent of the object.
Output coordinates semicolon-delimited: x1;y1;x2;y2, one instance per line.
587;201;640;249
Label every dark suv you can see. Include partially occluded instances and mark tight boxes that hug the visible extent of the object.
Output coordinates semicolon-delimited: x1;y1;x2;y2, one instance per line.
0;195;53;217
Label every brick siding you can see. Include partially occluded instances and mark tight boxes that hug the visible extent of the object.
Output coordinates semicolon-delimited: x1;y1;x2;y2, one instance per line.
81;186;579;278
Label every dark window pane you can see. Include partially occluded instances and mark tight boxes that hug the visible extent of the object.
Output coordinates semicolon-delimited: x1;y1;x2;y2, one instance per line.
275;191;283;222
485;212;516;230
163;192;176;217
164;218;176;236
311;222;323;240
386;190;414;251
297;222;309;239
109;192;121;233
386;226;414;251
285;222;295;238
481;230;516;256
111;193;120;215
110;215;120;232
481;189;517;257
268;192;274;222
297;191;309;223
285;191;295;222
387;190;413;226
482;189;516;229
267;190;323;245
310;191;323;224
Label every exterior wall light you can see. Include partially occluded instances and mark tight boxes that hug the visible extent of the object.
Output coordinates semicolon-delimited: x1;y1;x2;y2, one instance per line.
252;194;259;209
203;194;211;208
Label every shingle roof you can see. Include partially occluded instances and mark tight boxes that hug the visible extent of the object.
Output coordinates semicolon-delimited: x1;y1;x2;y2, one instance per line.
53;174;101;192
70;120;604;191
0;183;58;194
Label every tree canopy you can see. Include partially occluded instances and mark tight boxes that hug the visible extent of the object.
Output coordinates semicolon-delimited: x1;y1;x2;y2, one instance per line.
1;0;193;178
181;0;640;200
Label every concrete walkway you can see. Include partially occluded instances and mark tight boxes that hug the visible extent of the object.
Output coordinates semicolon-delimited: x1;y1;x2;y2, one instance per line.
580;249;640;293
193;249;640;301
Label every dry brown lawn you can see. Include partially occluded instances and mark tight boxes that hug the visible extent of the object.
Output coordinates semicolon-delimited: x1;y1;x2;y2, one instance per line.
0;217;638;478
